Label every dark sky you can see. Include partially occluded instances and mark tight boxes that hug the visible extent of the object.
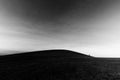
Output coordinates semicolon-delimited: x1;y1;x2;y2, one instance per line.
0;0;120;57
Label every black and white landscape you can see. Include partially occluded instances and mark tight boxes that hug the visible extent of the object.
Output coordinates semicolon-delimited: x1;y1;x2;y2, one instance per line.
1;0;120;80
0;1;120;79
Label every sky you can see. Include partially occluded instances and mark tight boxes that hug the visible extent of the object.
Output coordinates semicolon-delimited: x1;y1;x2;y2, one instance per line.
0;0;120;57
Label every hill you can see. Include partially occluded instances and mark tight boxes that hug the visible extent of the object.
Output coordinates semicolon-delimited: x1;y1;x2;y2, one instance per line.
0;49;120;80
1;49;92;57
0;49;93;63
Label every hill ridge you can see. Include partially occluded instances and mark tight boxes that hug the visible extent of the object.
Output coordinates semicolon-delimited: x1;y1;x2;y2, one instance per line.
7;49;92;58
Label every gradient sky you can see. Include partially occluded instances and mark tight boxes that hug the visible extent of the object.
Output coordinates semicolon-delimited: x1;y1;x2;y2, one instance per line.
0;0;120;57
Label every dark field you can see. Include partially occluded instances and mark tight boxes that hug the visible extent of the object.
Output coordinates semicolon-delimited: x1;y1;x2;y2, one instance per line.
0;50;120;80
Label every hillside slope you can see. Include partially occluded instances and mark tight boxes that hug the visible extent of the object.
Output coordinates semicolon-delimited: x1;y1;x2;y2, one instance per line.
0;49;120;80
